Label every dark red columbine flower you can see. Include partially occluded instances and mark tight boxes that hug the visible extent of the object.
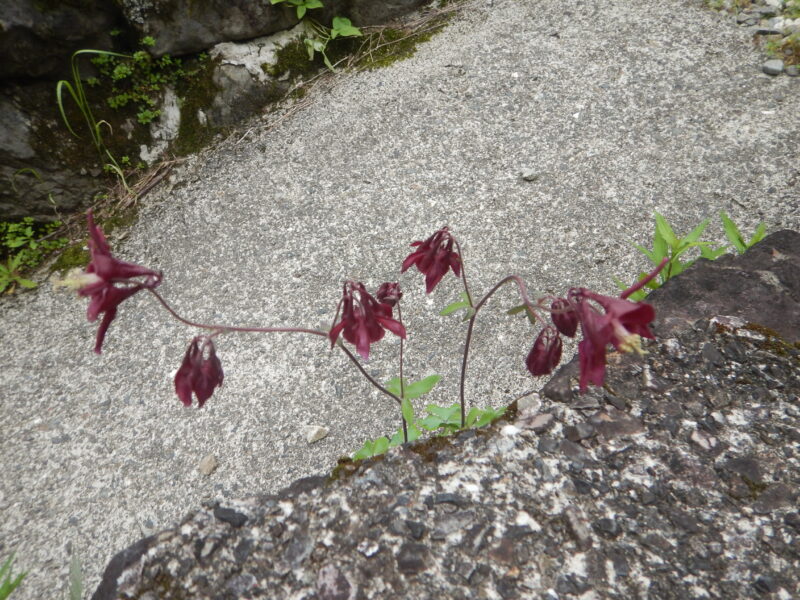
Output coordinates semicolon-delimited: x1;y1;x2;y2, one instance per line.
525;326;563;376
329;281;406;360
174;336;224;407
550;297;578;337
376;282;402;307
570;287;657;391
60;211;162;353
401;227;462;293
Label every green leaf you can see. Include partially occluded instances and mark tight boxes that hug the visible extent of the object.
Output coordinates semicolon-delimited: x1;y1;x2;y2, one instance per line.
699;245;728;260
403;375;441;400
372;437;389;455
440;299;469;316
352;439;375;460
507;304;527;315
473;406;506;428
747;223;767;249
16;278;36;289
720;211;746;253
296;5;307;18
384;377;404;398
632;242;658;265
683;218;710;244
654;212;679;250
462;306;477;322
68;553;83;600
389;428;404;447
401;397;415;425
425;403;460;421
331;16;362;37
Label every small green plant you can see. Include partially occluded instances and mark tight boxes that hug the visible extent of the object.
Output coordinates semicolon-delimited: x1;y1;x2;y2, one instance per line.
0;554;26;600
0;217;68;293
616;212;766;300
271;0;323;19
269;0;362;70
88;38;195;125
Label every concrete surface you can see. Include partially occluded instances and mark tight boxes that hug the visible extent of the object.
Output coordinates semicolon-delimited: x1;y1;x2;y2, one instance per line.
1;0;798;597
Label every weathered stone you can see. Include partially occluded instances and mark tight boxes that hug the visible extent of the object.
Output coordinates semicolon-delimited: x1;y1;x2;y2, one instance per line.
116;0;428;58
0;0;120;79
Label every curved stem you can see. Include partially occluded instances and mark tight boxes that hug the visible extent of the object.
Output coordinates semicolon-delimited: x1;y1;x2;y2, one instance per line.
147;288;327;338
398;304;408;443
337;342;403;407
458;274;542;427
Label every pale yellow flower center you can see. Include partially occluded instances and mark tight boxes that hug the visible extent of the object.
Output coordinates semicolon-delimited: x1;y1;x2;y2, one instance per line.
613;322;646;355
54;268;102;291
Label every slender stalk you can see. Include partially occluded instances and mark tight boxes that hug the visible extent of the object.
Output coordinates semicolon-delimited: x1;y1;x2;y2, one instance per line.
458;274;540;427
452;238;474;307
397;303;408;443
337;342;403;407
147;287;405;411
147;288;326;337
621;257;669;299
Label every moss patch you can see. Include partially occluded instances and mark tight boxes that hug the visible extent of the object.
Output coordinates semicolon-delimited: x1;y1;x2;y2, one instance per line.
263;38;323;80
173;56;221;156
356;24;447;71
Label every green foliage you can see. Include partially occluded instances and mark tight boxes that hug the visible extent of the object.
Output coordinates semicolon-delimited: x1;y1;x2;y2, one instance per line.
353;370;505;460
66;552;83;600
616;212;767;301
0;217;68;293
270;0;323;20
440;291;475;320
305;17;363;71
0;554;26;600
89;38;201;125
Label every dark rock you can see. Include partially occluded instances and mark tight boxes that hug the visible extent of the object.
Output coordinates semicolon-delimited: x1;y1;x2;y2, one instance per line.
213;506;248;528
647;230;800;343
116;0;428;58
405;520;425;540
395;543;429;575
0;0;120;79
753;483;797;514
564;422;596;442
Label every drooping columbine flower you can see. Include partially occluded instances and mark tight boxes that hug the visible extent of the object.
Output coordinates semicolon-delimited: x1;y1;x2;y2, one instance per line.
59;211;162;353
525;325;562;376
568;287;657;391
550;297;578;338
329;281;406;360
174;336;224;408
401;227;462;294
376;282;402;307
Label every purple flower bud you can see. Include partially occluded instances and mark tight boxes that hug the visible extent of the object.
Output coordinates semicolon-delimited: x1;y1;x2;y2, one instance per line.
376;282;403;307
525;326;563;377
174;336;224;407
550;297;578;337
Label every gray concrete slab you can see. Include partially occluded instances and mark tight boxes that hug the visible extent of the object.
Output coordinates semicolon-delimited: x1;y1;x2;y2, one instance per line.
1;0;798;596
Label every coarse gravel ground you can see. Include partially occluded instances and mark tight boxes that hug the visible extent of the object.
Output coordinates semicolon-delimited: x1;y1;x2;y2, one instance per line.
1;0;798;597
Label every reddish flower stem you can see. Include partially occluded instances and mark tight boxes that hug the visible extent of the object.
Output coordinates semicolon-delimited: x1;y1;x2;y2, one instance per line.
620;257;669;299
147;287;405;411
147;288;328;338
458;274;542;427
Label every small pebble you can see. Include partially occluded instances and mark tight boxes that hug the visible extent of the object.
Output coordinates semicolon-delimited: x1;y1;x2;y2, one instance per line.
520;169;540;182
785;65;799;77
199;454;219;476
306;425;329;443
762;59;785;75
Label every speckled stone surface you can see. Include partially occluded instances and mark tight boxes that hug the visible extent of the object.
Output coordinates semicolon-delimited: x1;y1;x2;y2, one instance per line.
93;315;800;599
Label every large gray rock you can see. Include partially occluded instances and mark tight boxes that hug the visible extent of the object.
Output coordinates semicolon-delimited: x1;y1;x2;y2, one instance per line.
0;0;120;80
91;235;800;598
116;0;429;57
0;86;103;221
